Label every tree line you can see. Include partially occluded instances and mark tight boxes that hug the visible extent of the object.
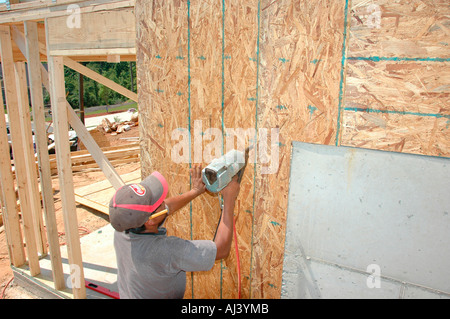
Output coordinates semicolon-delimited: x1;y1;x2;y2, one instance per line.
0;61;136;111
45;61;137;108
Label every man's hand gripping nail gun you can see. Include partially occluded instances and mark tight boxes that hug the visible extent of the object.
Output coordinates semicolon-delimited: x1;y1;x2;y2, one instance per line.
201;146;252;193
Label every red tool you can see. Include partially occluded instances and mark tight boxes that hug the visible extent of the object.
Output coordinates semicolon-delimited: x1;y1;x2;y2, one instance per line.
85;280;120;299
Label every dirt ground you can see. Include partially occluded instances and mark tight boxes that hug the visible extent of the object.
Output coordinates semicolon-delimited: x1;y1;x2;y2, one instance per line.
0;120;140;299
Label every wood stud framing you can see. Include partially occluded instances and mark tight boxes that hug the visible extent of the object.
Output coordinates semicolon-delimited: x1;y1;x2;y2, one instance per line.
0;26;41;277
0;72;26;269
45;21;86;298
0;1;135;299
24;20;65;290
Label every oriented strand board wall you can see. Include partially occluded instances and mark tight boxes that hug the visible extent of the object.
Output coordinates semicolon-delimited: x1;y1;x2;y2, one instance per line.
340;0;450;156
136;0;448;299
254;0;347;298
136;0;346;299
135;0;193;296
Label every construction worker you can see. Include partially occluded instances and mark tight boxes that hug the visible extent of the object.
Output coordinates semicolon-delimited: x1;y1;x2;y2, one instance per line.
109;164;240;299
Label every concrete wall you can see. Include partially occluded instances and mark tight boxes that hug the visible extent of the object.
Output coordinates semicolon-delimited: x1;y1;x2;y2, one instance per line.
282;142;450;299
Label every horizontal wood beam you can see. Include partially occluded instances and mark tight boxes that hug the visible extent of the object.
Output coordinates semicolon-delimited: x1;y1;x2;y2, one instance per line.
63;56;138;102
0;0;135;24
46;8;135;55
50;48;136;57
8;25;136;63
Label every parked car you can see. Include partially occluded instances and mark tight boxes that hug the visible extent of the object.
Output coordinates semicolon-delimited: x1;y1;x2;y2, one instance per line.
6;124;13;159
47;130;79;154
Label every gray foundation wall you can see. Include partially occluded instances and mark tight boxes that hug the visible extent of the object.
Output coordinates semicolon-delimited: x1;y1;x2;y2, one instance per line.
282;142;450;299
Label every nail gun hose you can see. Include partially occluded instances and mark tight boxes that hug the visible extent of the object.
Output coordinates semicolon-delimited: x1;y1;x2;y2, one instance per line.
233;216;241;299
212;195;222;241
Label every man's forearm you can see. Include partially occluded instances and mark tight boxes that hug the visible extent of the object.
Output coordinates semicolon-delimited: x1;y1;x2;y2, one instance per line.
214;199;235;260
165;189;201;215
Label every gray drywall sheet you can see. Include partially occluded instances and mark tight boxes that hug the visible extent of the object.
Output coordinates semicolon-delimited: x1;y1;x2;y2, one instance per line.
282;142;450;299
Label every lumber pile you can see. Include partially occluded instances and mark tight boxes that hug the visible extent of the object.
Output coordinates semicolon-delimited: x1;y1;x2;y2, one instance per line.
78;127;110;150
97;112;139;135
48;143;140;174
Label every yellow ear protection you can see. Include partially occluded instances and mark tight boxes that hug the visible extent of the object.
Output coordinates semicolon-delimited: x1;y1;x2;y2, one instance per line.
149;208;168;220
126;205;169;234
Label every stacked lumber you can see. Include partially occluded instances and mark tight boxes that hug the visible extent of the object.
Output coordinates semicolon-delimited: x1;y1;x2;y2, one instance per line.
97;112;138;135
78;127;110;150
48;142;140;174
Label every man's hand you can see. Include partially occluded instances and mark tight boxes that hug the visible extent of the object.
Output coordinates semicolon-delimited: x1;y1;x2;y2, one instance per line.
165;165;205;216
220;175;240;205
190;164;206;196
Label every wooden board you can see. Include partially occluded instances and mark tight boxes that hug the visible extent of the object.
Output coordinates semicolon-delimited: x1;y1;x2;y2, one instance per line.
48;143;140;174
0;23;46;63
136;0;449;300
341;60;449;156
136;0;347;299
347;0;450;59
220;0;259;300
340;0;450;157
46;23;86;297
187;0;224;299
254;0;347;298
0;0;136;24
0;26;41;276
135;0;193;297
0;2;137;63
74;170;141;214
46;8;136;55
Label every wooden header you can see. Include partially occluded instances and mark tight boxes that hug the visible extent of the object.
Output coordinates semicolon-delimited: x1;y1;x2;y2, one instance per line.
0;2;136;62
0;0;135;23
46;8;136;57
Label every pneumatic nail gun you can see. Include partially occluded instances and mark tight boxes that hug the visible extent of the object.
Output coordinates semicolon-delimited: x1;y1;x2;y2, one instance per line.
201;146;252;193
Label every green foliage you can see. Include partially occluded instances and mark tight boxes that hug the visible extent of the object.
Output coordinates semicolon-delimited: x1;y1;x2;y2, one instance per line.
43;61;136;108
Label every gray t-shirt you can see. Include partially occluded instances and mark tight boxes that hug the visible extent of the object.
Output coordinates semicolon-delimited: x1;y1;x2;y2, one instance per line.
114;228;217;299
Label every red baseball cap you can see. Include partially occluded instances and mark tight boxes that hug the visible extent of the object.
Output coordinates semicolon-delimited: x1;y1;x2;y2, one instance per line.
109;171;168;232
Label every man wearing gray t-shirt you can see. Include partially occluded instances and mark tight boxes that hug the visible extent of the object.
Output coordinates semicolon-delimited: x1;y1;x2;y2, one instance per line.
109;165;240;299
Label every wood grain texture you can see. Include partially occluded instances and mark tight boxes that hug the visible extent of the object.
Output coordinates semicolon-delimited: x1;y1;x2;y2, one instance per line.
341;0;450;157
136;0;346;299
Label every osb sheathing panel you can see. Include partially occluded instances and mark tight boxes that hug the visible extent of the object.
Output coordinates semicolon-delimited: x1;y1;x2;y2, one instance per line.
135;0;193;297
136;0;346;299
342;60;450;156
341;0;450;156
348;0;450;59
136;0;449;299
254;0;346;298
